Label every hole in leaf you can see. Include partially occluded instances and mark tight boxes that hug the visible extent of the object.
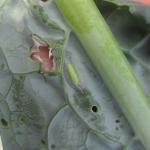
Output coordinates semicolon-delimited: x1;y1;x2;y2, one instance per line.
30;35;56;73
115;119;120;123
19;117;26;124
91;105;98;113
1;118;8;127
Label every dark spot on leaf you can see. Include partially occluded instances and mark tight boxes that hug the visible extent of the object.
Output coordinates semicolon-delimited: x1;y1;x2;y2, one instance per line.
51;144;56;149
41;0;48;2
91;105;98;113
1;118;8;127
18;116;26;124
20;117;25;122
115;127;119;131
41;139;46;145
115;119;120;123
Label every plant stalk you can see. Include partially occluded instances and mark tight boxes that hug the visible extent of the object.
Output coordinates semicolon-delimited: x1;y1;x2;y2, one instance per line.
55;0;150;149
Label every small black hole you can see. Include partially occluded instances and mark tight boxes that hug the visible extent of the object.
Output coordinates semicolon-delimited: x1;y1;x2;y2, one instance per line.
19;117;25;123
92;106;98;113
115;119;120;123
1;118;8;127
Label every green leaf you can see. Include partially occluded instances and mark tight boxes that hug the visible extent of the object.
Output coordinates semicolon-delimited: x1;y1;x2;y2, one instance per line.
0;0;40;74
48;106;89;150
95;0;149;52
130;34;150;69
3;74;65;149
104;0;150;24
86;131;121;150
63;34;134;146
1;0;150;150
122;136;144;150
0;48;12;97
0;0;67;74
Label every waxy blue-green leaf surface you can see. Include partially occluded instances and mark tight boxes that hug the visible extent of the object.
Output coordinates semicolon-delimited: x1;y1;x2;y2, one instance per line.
0;0;150;150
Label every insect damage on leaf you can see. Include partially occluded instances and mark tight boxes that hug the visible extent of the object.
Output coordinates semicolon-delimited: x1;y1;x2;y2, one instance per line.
32;5;64;32
30;35;56;73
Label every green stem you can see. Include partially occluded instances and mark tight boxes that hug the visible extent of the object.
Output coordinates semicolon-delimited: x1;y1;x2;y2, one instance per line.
55;0;150;149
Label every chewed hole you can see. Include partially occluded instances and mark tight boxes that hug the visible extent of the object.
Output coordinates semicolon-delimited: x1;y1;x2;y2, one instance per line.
1;118;8;127
115;119;120;123
91;105;98;113
30;35;56;73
